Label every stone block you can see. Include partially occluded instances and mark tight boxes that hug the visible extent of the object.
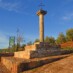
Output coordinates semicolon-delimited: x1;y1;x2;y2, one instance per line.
0;53;14;62
1;55;69;73
14;51;30;59
1;57;18;73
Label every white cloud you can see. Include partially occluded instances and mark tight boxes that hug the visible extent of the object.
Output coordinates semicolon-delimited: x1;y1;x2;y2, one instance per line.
62;13;73;20
0;1;20;12
63;16;70;20
0;0;30;15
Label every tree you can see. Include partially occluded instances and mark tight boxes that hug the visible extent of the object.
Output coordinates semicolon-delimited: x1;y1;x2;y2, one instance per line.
16;29;24;51
66;28;73;41
27;41;33;45
45;36;55;45
56;33;66;44
21;44;26;48
45;36;50;43
34;39;39;43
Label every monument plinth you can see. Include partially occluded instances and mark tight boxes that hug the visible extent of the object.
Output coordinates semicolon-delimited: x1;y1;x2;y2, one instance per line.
37;9;47;42
14;9;49;59
14;9;58;59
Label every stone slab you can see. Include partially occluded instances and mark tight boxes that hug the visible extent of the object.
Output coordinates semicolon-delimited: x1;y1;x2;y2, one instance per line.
14;51;30;59
1;55;70;73
14;49;73;59
0;53;14;62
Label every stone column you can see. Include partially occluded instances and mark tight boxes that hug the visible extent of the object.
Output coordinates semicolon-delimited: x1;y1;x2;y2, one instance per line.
37;9;47;42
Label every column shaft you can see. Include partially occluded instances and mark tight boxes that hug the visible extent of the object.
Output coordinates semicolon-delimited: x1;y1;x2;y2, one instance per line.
39;14;44;42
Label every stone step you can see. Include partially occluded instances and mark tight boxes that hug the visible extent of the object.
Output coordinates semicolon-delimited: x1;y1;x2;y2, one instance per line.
0;53;14;62
14;49;73;59
30;50;73;58
1;54;72;73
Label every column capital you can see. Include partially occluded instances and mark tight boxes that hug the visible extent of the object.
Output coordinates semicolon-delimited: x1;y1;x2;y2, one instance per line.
37;9;47;16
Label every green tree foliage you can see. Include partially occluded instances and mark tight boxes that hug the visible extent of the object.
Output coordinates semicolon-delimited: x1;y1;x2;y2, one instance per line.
27;41;33;45
21;44;26;48
34;39;39;43
66;28;73;41
45;36;55;45
56;33;66;44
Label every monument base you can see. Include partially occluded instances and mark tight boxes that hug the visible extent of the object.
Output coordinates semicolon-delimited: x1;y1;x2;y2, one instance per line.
14;42;60;59
24;42;56;51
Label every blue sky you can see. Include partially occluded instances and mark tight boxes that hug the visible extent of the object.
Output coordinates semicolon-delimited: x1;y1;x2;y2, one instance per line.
0;0;73;49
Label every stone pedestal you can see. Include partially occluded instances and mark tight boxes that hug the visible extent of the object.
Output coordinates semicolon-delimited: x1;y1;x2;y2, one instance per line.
14;42;60;59
25;42;50;51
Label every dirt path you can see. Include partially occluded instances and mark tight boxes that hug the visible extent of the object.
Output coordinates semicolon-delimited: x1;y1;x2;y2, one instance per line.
23;55;73;73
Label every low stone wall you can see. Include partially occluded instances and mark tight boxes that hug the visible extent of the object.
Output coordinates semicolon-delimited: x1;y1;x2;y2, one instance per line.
1;57;18;73
1;55;68;73
30;50;73;58
14;49;73;59
0;53;14;61
18;56;64;72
